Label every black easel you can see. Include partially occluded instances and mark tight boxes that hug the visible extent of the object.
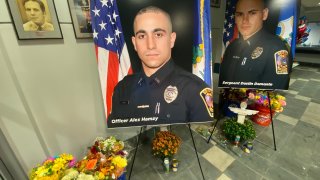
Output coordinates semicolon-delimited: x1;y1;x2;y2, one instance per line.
206;117;220;144
188;124;205;180
206;89;277;151
128;125;205;179
128;126;143;180
207;89;228;144
267;91;277;151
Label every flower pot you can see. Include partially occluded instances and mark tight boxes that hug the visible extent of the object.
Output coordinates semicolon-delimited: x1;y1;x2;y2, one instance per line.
251;105;275;126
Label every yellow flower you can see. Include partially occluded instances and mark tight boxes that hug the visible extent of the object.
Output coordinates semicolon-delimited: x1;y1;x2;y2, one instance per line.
112;156;127;168
60;153;73;161
98;172;105;180
35;166;48;176
52;163;63;172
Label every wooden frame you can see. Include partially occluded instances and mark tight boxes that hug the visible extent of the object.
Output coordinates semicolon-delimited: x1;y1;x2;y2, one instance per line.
67;0;93;39
6;0;62;40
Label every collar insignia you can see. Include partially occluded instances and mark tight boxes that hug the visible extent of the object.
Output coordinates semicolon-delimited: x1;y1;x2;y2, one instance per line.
164;85;178;103
251;47;263;59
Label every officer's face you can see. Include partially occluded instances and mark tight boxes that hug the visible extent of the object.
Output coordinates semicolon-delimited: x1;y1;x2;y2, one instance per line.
132;12;176;76
24;1;45;25
235;0;268;40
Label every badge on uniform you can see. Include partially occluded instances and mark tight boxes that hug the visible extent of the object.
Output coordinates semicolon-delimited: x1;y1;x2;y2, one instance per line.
200;88;213;117
274;50;289;74
251;47;263;59
164;85;178;103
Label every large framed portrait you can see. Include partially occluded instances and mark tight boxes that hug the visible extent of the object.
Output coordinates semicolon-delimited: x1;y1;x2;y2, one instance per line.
218;0;296;90
67;0;93;38
6;0;62;40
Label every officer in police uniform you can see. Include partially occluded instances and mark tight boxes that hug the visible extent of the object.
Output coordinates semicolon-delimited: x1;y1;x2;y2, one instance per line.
107;6;213;128
219;0;290;90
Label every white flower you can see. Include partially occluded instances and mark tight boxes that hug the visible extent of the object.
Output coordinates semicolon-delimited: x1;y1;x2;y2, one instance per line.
61;169;79;180
77;173;95;180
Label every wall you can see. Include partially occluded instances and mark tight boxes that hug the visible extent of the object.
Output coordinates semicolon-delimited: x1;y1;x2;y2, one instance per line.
0;0;140;178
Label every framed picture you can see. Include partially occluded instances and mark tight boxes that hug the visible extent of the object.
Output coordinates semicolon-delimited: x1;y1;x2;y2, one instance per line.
211;0;221;8
6;0;62;40
67;0;93;39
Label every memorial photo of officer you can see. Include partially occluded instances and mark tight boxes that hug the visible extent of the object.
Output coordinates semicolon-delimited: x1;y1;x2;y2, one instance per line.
218;0;291;90
107;6;213;128
21;0;54;31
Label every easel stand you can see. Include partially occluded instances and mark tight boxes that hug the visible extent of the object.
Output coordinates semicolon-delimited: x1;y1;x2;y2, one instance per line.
128;125;205;180
128;126;143;180
206;116;220;144
206;89;277;151
188;123;205;180
267;91;277;151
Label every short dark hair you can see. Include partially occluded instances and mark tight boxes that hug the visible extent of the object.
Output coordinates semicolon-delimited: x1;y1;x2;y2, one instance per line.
133;6;173;32
23;0;46;13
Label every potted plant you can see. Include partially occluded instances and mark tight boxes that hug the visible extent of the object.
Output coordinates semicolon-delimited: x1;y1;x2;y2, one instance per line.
152;131;182;160
222;117;256;142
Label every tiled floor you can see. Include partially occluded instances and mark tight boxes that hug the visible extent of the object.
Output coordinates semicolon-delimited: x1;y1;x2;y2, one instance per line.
125;63;320;180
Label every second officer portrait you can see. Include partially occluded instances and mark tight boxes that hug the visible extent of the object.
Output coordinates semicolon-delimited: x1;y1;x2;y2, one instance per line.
107;6;213;128
218;0;291;90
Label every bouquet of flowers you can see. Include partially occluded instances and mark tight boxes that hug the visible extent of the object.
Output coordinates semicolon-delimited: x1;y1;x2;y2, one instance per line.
75;136;128;180
223;88;286;112
223;88;248;102
247;90;286;112
29;153;76;180
152;131;182;159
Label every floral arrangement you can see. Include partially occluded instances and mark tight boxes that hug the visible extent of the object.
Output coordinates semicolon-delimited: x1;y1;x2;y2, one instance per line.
75;136;128;180
247;90;286;112
152;131;182;159
29;153;76;180
223;117;256;141
223;88;286;112
223;88;248;102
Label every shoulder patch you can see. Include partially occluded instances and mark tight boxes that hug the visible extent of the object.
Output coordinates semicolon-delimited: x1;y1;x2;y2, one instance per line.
200;88;213;117
274;50;289;74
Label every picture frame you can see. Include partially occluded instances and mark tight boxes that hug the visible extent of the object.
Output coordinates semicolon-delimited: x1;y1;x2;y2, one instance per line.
67;0;93;39
6;0;62;40
211;0;221;8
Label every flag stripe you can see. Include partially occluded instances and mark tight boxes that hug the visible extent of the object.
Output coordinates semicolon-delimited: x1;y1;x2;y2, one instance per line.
91;0;132;121
106;51;119;116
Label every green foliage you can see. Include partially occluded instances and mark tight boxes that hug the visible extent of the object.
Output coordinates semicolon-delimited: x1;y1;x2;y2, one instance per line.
222;117;256;141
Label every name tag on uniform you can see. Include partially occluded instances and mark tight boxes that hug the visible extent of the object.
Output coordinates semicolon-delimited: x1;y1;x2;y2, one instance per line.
137;105;149;108
233;56;240;59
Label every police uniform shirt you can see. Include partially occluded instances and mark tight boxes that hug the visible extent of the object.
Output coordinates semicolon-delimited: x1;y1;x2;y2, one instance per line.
219;29;290;90
108;59;213;128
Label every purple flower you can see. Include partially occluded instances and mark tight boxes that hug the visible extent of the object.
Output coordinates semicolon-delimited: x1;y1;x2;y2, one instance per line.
68;158;77;167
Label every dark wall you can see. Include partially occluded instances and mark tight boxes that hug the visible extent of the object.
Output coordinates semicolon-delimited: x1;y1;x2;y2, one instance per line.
118;0;194;72
264;1;280;33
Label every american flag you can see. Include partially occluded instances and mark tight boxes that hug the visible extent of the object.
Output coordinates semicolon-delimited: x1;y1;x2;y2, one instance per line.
223;0;238;49
90;0;132;120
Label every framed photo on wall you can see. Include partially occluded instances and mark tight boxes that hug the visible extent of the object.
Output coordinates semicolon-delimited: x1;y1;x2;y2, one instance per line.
67;0;93;39
211;0;221;8
6;0;62;40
